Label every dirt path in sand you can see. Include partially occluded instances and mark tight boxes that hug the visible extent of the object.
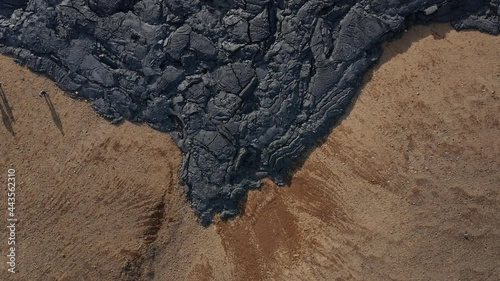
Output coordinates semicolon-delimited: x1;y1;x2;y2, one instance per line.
0;23;499;281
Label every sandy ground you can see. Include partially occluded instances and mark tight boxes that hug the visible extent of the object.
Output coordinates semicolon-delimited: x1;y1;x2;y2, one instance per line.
0;23;499;281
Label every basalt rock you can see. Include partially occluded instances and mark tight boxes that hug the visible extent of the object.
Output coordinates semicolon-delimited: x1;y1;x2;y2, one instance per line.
0;0;498;224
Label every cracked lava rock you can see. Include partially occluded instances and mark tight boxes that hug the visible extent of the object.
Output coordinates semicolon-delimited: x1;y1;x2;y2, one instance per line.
0;0;498;224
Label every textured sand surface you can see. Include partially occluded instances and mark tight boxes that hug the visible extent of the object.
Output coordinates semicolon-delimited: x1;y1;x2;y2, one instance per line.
218;24;500;281
0;24;499;281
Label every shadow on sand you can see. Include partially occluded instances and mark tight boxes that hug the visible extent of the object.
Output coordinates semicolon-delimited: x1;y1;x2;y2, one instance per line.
0;83;15;121
0;83;15;136
0;103;15;137
44;94;64;136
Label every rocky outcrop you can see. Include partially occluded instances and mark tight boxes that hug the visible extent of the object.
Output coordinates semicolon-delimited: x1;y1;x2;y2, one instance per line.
0;0;498;224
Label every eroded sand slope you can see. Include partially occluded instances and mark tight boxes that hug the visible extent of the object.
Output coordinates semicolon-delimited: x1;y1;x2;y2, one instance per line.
0;24;499;281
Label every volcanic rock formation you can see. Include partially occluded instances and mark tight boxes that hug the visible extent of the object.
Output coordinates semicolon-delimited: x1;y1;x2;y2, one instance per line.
0;0;498;224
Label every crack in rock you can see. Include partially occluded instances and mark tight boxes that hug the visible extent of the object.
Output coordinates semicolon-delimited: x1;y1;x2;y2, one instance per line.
0;0;498;224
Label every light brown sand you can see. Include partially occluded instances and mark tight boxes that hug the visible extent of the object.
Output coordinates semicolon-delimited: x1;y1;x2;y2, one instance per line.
0;23;499;281
0;54;232;280
217;24;500;281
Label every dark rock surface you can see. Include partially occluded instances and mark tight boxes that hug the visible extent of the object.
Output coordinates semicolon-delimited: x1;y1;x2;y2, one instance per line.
0;0;498;224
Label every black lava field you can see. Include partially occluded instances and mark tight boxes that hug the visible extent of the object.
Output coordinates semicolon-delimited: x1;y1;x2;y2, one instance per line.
1;0;498;224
